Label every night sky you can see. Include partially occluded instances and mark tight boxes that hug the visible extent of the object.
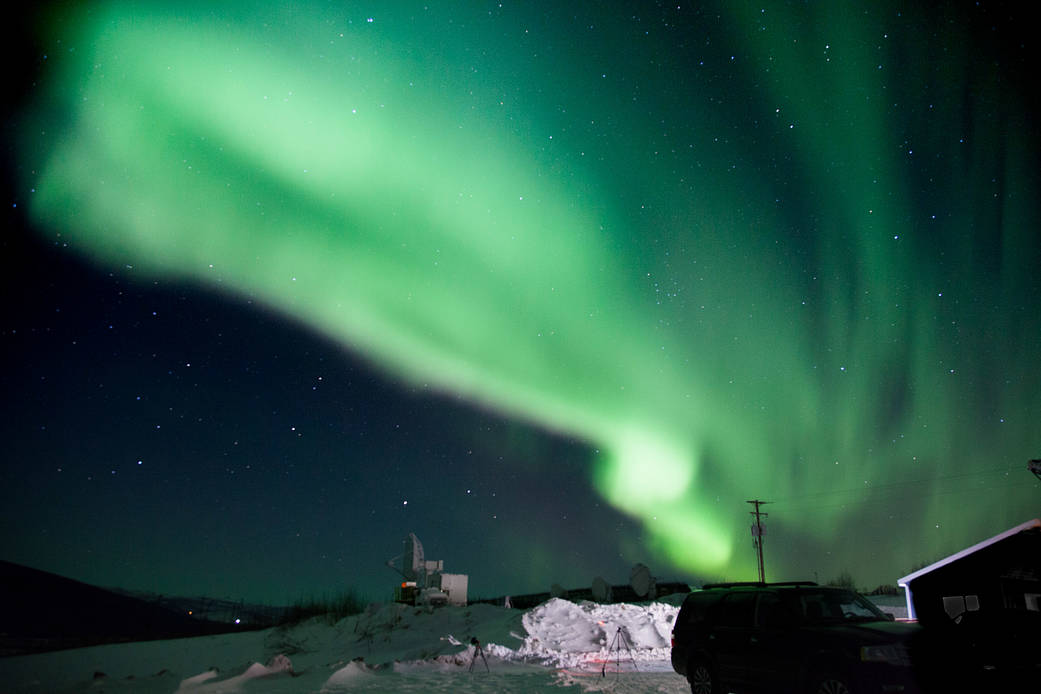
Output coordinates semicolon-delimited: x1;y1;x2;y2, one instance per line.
3;1;1039;606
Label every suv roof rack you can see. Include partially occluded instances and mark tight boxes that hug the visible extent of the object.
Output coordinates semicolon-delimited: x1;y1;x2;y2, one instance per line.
701;581;818;589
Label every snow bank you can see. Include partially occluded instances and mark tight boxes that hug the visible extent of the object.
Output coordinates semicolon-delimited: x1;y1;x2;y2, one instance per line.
177;654;293;692
0;597;684;693
485;598;679;670
0;592;916;693
321;659;378;691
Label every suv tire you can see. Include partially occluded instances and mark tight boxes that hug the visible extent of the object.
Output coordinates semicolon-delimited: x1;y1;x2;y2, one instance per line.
688;659;717;694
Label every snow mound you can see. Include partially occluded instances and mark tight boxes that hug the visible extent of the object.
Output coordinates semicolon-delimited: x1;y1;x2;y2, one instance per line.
522;598;607;652
177;670;219;688
322;659;378;691
485;598;679;670
177;654;292;692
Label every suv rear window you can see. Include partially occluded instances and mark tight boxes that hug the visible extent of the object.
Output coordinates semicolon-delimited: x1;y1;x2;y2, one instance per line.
678;591;722;625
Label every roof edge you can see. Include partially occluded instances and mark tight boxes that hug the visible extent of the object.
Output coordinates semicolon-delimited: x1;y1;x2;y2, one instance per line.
897;518;1041;586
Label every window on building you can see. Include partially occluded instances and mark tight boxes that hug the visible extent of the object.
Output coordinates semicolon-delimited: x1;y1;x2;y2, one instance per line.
942;594;979;620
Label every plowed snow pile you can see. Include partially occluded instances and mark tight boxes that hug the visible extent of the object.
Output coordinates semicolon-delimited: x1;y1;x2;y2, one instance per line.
487;598;677;669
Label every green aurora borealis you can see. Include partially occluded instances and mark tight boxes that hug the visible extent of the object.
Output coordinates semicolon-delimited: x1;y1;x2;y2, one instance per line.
11;1;1040;595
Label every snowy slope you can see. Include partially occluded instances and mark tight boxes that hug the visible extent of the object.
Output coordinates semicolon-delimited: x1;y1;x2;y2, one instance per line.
0;594;912;693
0;598;689;693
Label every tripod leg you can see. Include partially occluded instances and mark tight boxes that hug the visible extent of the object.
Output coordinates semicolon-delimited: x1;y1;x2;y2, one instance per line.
620;630;639;673
469;643;490;673
602;628;621;677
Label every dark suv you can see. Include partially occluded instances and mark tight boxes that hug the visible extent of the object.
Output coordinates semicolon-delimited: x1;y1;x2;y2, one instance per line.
671;582;922;694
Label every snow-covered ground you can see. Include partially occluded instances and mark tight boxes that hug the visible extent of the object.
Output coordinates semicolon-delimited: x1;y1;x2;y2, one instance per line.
0;594;907;693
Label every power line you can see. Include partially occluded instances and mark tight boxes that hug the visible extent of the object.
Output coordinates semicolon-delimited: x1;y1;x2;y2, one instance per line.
770;479;1036;517
768;464;1035;508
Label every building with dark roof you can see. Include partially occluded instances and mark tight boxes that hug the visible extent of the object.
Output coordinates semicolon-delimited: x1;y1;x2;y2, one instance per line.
897;518;1040;624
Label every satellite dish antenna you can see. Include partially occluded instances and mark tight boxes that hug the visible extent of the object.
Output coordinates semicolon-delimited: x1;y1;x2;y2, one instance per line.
387;532;426;583
592;576;612;603
629;563;654;599
406;533;425;579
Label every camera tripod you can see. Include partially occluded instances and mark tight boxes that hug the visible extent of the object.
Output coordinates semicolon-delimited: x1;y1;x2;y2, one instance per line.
468;636;490;673
601;625;639;677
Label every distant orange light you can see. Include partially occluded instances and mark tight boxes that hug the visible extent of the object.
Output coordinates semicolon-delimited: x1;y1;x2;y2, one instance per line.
402;582;408;588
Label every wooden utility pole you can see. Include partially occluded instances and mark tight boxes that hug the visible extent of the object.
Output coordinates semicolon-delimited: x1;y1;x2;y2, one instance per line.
747;499;770;583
